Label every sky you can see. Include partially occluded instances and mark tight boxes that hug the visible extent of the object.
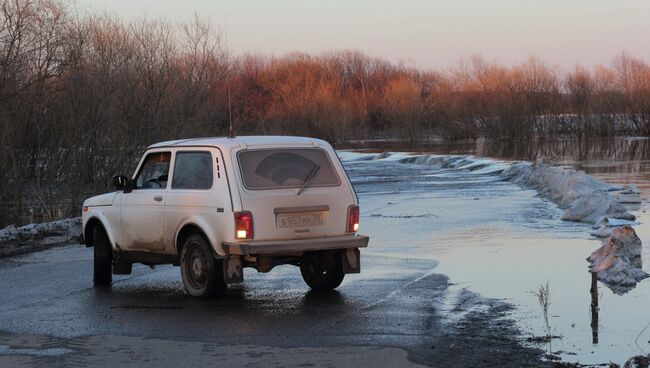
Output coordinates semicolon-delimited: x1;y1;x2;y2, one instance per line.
73;0;650;70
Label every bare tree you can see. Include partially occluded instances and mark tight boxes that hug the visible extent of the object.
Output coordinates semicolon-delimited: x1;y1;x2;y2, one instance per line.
1;0;649;227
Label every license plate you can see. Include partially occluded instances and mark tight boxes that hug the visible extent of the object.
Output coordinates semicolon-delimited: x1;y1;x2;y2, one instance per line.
277;212;325;228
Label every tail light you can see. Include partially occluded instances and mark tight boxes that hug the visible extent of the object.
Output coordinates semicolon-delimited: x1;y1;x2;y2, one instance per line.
234;211;254;239
347;205;359;233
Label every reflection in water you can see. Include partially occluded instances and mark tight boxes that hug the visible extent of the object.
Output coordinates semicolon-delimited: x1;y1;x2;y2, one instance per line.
590;273;599;345
300;290;345;309
478;137;650;164
345;137;650;163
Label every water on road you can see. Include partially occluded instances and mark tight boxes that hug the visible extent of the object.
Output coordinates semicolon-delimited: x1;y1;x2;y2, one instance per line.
343;137;650;365
0;137;648;366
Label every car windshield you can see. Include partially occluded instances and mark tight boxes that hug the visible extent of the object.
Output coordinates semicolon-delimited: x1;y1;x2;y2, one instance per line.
135;152;171;189
238;148;340;190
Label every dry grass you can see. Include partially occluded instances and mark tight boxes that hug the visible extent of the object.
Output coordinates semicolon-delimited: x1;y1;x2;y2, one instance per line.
534;282;552;339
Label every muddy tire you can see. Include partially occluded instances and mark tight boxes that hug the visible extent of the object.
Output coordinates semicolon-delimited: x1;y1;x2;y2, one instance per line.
180;234;226;298
93;226;112;286
300;253;345;291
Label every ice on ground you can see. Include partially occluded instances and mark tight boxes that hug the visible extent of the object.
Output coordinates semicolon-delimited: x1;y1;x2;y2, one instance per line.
337;151;410;162
589;219;641;238
594;217;640;228
341;150;639;226
562;192;635;223
611;184;642;204
587;226;648;294
0;218;81;242
590;226;612;238
396;154;510;177
500;160;637;224
336;151;381;162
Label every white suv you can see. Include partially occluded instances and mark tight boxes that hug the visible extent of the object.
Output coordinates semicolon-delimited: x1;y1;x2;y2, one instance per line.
81;136;369;298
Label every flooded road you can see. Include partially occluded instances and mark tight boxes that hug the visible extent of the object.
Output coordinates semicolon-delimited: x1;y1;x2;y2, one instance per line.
0;245;546;367
0;137;648;366
344;137;650;365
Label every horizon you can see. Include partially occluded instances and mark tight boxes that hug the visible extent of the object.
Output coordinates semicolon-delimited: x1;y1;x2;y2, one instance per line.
73;0;650;70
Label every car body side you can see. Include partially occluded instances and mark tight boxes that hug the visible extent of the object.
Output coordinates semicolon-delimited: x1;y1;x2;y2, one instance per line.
81;138;358;261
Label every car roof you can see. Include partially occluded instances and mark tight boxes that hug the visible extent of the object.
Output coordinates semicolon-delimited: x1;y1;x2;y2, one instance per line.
147;136;329;150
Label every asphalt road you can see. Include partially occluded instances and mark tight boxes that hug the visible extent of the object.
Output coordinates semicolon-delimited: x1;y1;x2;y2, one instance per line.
0;244;545;367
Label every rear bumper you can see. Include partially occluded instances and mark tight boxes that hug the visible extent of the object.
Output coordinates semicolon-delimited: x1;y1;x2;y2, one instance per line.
223;235;369;256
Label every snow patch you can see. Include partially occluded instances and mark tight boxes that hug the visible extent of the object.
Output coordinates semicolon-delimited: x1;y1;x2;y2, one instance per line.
0;218;81;242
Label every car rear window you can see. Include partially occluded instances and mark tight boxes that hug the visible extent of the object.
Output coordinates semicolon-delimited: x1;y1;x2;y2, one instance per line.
237;148;341;190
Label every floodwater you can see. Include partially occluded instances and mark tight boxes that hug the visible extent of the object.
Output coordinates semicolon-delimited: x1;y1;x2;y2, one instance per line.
340;137;650;365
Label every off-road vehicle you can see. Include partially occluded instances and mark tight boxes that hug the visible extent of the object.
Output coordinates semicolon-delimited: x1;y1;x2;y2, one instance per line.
81;136;369;298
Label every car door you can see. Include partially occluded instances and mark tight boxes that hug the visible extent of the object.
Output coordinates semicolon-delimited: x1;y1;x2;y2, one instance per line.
120;151;171;251
164;150;217;249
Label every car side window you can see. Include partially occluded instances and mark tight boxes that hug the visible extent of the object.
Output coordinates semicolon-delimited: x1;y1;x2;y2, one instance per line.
135;152;171;189
171;151;213;190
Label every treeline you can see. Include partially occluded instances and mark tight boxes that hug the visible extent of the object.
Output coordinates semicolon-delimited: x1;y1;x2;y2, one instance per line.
1;0;649;226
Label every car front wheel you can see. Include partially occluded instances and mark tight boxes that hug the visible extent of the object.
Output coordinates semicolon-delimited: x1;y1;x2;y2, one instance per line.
180;234;226;298
300;253;345;291
93;226;112;286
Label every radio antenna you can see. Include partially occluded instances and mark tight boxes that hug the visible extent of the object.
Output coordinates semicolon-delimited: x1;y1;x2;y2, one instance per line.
225;16;234;138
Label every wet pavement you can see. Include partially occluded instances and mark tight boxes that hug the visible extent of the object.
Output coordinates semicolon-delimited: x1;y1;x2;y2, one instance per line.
2;136;649;367
0;245;544;367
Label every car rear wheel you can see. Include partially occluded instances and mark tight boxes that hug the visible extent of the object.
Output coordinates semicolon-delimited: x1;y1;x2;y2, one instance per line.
93;226;112;286
300;253;345;290
180;234;226;298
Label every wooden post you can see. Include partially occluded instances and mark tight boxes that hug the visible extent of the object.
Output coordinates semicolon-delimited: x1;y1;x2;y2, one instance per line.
590;272;599;344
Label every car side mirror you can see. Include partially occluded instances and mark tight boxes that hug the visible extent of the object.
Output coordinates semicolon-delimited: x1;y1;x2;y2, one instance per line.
113;175;129;191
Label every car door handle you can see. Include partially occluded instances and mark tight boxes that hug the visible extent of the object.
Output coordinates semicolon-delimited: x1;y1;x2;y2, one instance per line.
154;195;163;202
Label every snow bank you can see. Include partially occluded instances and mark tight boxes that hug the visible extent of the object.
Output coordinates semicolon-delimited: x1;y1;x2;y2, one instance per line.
341;151;640;226
337;151;387;162
500;160;638;224
0;218;81;242
337;151;409;162
341;151;640;227
397;154;511;174
587;226;648;294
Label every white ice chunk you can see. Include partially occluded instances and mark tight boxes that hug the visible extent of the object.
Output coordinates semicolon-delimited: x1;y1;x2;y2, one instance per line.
590;226;612;238
594;217;640;228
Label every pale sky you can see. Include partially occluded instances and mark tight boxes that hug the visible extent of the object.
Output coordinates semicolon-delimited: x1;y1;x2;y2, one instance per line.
73;0;650;70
